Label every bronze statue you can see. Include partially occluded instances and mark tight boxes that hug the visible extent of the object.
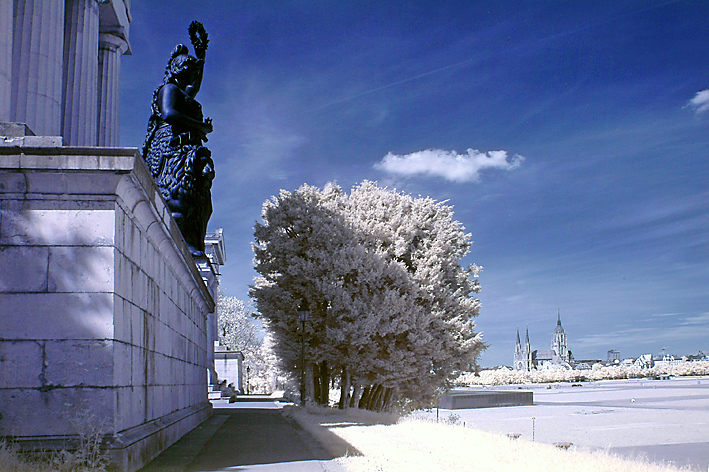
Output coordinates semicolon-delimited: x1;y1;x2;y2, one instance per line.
143;21;214;257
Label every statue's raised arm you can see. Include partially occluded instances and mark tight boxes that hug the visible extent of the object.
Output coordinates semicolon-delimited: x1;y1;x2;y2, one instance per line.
186;21;209;97
142;21;215;257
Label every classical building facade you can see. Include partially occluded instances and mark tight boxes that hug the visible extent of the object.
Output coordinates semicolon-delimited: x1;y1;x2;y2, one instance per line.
514;311;574;371
0;0;131;146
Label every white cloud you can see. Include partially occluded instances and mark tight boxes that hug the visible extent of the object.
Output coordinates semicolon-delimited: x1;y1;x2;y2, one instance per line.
374;148;524;183
687;89;709;114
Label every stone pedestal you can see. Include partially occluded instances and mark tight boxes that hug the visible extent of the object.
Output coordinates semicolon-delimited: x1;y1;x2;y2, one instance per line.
0;127;215;471
214;346;245;393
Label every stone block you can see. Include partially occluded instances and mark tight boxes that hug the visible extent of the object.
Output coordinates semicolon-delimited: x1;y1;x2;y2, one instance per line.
0;292;114;339
132;385;147;423
25;172;68;194
132;267;145;309
64;172;122;196
19;153;99;170
114;341;131;387
126;218;140;263
112;295;129;342
0;123;35;138
44;340;114;388
115;254;132;301
115;386;133;432
0;172;27;193
131;345;146;386
0;153;20;168
114;206;126;254
147;277;159;316
0;245;49;292
143;312;157;353
130;304;141;347
0;387;113;437
47;246;115;293
0;209;114;246
0;340;43;388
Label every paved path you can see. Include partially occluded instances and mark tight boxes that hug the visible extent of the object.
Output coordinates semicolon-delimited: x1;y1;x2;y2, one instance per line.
139;397;347;472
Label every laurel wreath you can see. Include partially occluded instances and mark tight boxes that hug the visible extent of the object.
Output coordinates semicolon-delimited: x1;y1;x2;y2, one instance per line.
189;21;209;59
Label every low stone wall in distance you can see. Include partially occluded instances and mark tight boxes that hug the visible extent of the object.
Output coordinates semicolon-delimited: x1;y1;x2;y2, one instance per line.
438;390;533;409
0;130;215;471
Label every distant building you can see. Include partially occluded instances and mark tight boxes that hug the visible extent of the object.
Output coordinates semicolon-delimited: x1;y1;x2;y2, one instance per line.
514;311;573;371
634;354;654;368
514;328;532;371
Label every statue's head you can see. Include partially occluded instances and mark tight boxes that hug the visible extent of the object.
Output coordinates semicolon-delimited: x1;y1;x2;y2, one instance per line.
164;44;198;86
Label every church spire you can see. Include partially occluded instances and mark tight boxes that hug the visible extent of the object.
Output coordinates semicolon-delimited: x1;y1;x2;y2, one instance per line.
516;327;521;346
557;308;561;326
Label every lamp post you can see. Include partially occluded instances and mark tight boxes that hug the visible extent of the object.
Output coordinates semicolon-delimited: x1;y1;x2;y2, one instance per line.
298;300;310;406
246;366;250;395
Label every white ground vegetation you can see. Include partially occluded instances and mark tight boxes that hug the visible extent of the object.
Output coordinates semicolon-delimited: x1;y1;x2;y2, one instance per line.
456;361;709;385
334;419;689;472
288;406;690;472
0;411;108;472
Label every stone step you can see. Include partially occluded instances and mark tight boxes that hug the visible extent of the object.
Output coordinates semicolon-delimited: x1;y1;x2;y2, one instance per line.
208;391;223;400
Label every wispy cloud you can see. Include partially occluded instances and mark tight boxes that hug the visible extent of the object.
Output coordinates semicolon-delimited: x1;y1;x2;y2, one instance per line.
573;312;709;353
687;89;709;114
374;148;524;183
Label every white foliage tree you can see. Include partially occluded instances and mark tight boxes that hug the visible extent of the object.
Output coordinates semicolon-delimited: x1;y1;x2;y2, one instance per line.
217;295;283;393
251;181;485;409
217;296;261;356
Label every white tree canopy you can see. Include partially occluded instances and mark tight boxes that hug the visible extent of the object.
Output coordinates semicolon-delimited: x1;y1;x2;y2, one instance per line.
251;181;485;408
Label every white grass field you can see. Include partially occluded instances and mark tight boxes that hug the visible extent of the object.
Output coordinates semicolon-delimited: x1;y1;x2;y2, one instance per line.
291;376;709;472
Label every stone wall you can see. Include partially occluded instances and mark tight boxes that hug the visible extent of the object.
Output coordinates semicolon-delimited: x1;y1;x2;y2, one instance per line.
0;134;214;471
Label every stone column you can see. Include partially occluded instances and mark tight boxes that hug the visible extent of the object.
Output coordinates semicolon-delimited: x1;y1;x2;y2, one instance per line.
97;32;127;147
62;0;100;146
10;0;65;136
0;0;12;121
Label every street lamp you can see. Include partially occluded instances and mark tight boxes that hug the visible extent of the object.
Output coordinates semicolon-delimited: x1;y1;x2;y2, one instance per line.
246;366;250;395
298;299;310;406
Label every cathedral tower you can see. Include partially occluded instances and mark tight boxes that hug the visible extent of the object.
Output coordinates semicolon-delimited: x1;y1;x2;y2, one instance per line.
551;309;569;362
514;327;532;371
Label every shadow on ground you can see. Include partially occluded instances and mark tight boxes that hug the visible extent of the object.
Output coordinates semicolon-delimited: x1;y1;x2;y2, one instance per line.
139;399;360;472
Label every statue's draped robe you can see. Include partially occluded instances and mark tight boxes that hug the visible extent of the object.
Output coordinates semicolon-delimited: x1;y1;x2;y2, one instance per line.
143;86;214;254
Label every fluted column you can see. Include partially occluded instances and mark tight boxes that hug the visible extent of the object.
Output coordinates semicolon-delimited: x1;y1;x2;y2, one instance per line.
97;32;127;147
62;0;99;146
0;0;12;121
10;0;65;136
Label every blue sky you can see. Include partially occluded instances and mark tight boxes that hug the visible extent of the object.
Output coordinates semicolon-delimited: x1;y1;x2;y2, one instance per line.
120;1;709;367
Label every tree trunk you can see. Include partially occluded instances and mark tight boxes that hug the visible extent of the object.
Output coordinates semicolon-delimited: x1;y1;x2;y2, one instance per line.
381;387;394;412
349;383;361;409
359;385;372;410
304;362;315;404
371;384;385;411
320;360;329;406
338;367;350;409
366;384;383;411
312;362;321;405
